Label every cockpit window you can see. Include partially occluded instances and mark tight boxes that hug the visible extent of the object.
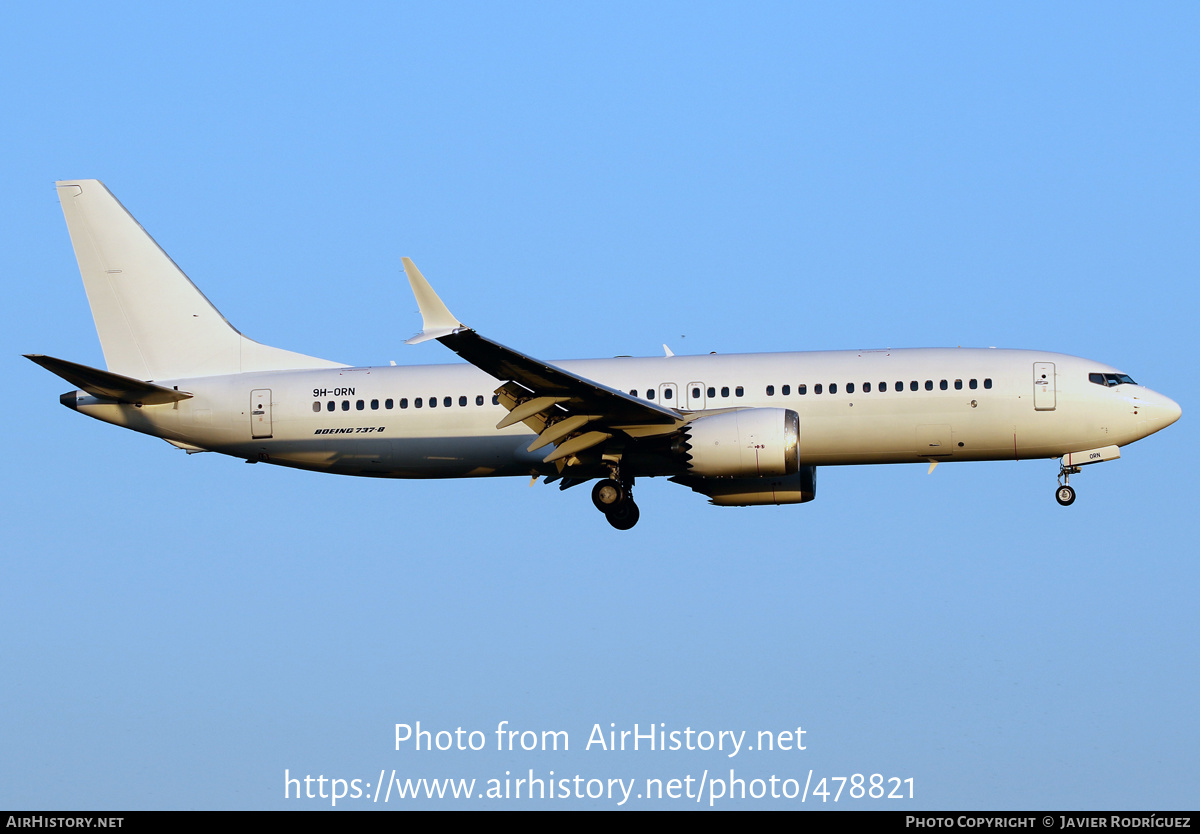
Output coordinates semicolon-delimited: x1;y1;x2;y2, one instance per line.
1089;372;1137;387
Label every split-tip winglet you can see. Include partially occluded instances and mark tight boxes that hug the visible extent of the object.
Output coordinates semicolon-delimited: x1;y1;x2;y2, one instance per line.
402;257;466;344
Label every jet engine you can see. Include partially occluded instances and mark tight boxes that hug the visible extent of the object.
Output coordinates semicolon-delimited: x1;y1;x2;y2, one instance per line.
673;466;817;506
678;408;799;478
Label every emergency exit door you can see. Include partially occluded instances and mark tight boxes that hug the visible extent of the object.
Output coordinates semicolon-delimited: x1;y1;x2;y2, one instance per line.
251;389;273;438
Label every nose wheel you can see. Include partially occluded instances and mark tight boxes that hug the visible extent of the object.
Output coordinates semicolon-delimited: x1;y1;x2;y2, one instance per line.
591;475;640;530
1055;464;1079;506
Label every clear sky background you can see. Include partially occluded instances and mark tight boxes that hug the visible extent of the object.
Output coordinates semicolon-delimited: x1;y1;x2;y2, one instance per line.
2;2;1197;810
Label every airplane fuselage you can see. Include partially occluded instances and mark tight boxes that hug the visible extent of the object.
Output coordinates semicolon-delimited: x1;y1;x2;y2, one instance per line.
64;347;1177;479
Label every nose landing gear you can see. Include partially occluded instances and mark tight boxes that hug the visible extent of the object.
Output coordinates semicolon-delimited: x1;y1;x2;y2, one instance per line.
1056;463;1079;506
1052;445;1122;506
591;473;639;530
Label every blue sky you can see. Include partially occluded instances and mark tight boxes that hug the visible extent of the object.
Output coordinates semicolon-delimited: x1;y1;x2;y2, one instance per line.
3;2;1197;810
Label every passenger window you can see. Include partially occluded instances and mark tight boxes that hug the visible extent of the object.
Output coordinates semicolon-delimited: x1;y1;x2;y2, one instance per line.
646;389;655;400
342;400;350;411
721;387;730;397
458;396;466;407
910;381;918;391
846;382;855;394
492;395;500;405
766;385;775;396
400;398;408;409
429;397;437;408
863;382;871;393
896;381;903;391
798;384;807;395
782;385;790;395
312;402;321;413
879;381;887;392
443;396;451;407
629;389;637;396
939;380;947;390
476;395;484;406
969;379;978;390
371;399;379;410
954;379;962;390
707;387;716;398
984;378;992;389
327;401;335;411
415;398;423;408
815;384;823;395
692;387;701;398
356;400;365;410
924;380;933;391
829;383;837;394
735;386;744;397
386;398;394;409
663;388;673;400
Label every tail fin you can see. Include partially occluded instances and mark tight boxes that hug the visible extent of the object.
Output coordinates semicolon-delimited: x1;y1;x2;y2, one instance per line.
56;180;344;380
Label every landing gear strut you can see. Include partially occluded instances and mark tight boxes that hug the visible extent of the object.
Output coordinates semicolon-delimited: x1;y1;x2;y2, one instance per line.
591;473;639;530
1056;464;1079;506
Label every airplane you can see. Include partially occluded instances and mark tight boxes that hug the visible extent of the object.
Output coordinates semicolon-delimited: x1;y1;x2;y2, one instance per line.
27;180;1182;530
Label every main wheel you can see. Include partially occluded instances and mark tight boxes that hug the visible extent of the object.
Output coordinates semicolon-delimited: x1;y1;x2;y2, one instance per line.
606;500;640;530
591;478;625;512
1055;485;1076;506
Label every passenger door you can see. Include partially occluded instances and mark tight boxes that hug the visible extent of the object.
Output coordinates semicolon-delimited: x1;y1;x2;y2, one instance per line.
251;389;273;438
1033;363;1056;411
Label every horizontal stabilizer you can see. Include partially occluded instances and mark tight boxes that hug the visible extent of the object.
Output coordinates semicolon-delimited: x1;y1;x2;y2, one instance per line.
25;354;193;404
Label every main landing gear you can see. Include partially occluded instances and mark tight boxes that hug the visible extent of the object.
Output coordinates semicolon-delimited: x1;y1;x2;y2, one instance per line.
1056;463;1079;506
592;475;640;530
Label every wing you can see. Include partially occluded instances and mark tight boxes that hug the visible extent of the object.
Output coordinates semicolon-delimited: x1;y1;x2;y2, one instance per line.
402;259;684;466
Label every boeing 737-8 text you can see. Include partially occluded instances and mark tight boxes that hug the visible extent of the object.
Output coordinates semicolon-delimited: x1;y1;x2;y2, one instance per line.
27;180;1182;529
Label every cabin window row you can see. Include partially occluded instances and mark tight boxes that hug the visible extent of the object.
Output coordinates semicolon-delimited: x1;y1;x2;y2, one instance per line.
631;378;993;400
312;394;501;413
311;375;997;411
765;378;993;396
631;385;751;400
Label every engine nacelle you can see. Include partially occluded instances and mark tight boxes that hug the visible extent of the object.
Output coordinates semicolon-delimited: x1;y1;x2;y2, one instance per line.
677;466;817;506
680;408;799;478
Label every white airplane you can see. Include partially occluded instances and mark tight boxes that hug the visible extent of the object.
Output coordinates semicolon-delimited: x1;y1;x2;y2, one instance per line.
28;180;1182;529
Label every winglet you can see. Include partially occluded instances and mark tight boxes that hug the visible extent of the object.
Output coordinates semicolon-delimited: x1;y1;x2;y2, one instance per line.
403;258;467;344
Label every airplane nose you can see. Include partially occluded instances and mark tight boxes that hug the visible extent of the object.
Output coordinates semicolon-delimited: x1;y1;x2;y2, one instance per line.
1137;391;1182;432
1161;395;1182;426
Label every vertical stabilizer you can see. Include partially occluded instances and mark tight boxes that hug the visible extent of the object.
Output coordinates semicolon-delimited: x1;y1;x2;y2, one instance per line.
56;180;344;380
